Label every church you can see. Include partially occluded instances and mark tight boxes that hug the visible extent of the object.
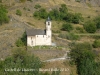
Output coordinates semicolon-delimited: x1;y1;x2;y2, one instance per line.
26;17;52;47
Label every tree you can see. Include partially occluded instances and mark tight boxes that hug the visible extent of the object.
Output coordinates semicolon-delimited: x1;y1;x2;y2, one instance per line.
49;9;60;20
69;42;100;75
84;21;97;33
61;23;73;32
0;48;43;75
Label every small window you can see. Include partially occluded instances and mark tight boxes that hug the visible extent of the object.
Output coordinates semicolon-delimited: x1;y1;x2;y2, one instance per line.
48;22;50;25
43;35;44;38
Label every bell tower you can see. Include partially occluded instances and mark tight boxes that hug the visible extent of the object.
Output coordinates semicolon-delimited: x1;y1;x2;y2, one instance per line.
46;17;52;45
46;17;51;36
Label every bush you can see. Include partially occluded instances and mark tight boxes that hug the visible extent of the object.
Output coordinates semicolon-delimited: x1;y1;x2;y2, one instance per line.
20;0;26;2
33;8;48;19
0;5;9;25
16;39;24;47
58;33;80;40
33;4;83;24
76;27;84;33
16;9;22;16
16;32;27;47
34;4;41;9
93;40;100;48
61;23;73;32
66;33;80;40
84;21;97;33
75;0;81;2
94;16;100;29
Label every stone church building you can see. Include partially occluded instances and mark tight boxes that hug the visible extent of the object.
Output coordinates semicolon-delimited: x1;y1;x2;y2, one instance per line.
26;17;52;46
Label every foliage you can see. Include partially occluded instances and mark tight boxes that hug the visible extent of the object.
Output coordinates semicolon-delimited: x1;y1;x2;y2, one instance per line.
15;39;24;47
49;9;60;20
75;0;81;2
66;33;80;40
33;4;83;24
0;48;61;75
76;27;84;33
61;23;73;32
0;0;2;3
16;9;22;16
34;4;41;9
94;16;100;29
58;33;80;40
69;42;93;62
84;21;97;33
16;32;27;47
72;13;83;24
69;42;100;75
0;5;9;25
0;48;43;75
20;0;26;2
34;8;48;19
93;39;100;48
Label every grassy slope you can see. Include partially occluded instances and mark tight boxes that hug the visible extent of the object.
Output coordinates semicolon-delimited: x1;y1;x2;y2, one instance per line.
0;0;100;75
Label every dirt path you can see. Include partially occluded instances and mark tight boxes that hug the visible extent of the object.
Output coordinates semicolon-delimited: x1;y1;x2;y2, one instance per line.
43;50;70;62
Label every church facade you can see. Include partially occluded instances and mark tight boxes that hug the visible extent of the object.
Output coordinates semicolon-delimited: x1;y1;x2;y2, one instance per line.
26;17;52;46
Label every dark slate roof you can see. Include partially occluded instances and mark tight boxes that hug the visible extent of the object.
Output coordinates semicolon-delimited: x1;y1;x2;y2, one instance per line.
46;17;51;21
26;29;46;36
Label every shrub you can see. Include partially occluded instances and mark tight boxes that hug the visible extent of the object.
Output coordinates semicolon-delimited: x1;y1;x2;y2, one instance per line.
34;4;41;9
94;16;100;29
20;0;26;2
84;21;97;33
58;33;80;40
61;23;73;32
16;39;24;47
33;8;48;19
16;9;22;16
66;33;80;40
76;27;84;33
93;40;100;48
0;5;9;25
16;32;27;47
75;0;81;2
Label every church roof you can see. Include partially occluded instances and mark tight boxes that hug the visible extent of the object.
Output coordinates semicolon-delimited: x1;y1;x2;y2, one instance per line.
26;29;46;36
46;17;51;21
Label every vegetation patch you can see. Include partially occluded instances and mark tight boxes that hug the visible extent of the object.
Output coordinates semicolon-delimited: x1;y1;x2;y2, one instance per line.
0;5;9;25
33;4;83;24
16;32;27;47
16;9;22;16
69;42;100;75
84;21;97;33
61;23;73;32
93;39;100;48
59;33;80;40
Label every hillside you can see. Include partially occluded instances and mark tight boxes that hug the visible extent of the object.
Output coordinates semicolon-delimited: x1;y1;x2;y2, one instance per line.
0;0;100;75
